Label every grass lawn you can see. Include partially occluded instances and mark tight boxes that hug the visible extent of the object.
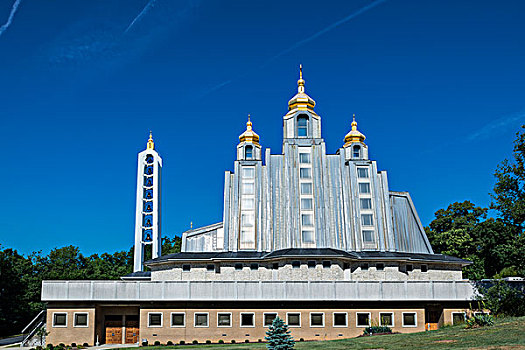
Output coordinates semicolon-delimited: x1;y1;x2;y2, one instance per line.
121;316;525;350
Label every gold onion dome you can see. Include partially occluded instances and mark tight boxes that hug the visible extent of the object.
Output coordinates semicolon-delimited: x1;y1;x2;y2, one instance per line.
344;114;366;147
288;64;316;111
239;115;260;145
147;131;155;150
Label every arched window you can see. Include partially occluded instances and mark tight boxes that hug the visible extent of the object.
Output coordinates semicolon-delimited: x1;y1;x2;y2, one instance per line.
245;145;253;159
297;115;308;137
353;145;361;159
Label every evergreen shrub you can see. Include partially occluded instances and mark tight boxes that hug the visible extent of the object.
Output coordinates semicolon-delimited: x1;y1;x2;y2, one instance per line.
264;316;295;350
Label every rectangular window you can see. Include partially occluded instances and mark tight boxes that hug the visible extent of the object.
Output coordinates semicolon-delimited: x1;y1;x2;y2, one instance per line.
358;183;370;194
53;313;67;327
403;312;417;327
148;313;162;327
241;213;254;227
300;168;312;179
333;313;347;327
264;313;278;327
421;264;428;272
307;260;316;269
360;198;372;210
217;313;231;327
406;264;413;272
240;229;255;244
242;182;254;195
240;313;255;327
171;313;185;327
242;198;254;209
322;260;331;268
297;116;308;137
182;264;190;271
361;214;373;226
300;183;313;195
310;313;324;327
361;263;369;270
357;168;369;178
452;312;466;325
301;213;314;226
206;264;215;272
242;167;254;178
194;313;209;327
362;230;375;243
302;230;314;244
356;313;370;327
299;153;311;164
380;313;394;327
292;261;301;269
272;262;279;270
74;313;88;327
235;263;243;270
250;263;259;270
301;198;313;210
287;313;301;327
376;263;384;271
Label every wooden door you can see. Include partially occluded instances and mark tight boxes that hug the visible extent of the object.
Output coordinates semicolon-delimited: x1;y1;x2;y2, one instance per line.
105;320;123;344
125;320;140;344
425;310;441;331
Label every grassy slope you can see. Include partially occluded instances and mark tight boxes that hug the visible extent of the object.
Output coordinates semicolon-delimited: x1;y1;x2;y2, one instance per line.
126;317;525;350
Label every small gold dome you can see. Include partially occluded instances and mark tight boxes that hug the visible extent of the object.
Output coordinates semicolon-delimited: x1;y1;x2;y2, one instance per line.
288;64;316;111
147;131;155;150
239;115;260;145
344;114;366;147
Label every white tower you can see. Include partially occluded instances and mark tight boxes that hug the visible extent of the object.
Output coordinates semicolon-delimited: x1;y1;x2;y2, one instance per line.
133;132;162;272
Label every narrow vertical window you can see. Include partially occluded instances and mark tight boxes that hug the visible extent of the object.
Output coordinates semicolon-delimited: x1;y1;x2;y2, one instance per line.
297;115;308;137
245;145;253;159
353;145;361;158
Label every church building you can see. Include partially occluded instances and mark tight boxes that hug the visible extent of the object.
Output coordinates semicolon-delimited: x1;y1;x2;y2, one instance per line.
42;67;475;346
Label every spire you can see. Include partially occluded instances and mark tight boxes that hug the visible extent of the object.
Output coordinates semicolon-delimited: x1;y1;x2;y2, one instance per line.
239;114;260;145
288;64;316;111
146;131;155;150
344;114;366;147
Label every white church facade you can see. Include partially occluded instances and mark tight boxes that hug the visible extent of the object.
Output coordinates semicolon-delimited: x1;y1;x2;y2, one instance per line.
42;68;475;346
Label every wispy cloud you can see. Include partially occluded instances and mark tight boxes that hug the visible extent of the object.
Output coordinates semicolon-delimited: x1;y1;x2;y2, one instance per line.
125;0;157;33
264;0;387;67
467;111;525;141
201;0;387;97
0;0;23;38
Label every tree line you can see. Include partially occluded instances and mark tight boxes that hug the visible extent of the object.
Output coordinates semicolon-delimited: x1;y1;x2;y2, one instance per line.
0;126;523;337
0;236;181;336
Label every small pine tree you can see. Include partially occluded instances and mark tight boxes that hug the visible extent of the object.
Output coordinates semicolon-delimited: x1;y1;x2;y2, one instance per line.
264;316;295;350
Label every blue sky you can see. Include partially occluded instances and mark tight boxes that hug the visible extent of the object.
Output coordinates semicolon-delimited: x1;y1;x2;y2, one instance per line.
0;0;523;256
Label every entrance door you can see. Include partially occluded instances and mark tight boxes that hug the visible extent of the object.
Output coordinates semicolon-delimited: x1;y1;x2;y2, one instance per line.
425;308;442;331
125;316;140;344
105;316;123;344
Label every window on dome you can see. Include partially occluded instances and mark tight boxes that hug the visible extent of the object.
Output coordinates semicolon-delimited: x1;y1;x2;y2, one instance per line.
357;168;369;178
301;213;314;226
298;115;308;137
362;230;375;243
245;145;253;159
299;153;311;164
353;145;361;158
361;214;373;226
300;183;313;195
358;183;370;194
360;198;372;210
301;198;313;210
300;168;312;179
242;167;254;178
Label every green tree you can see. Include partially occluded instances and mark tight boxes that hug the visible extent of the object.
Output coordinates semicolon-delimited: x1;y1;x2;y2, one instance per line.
264;316;295;350
491;125;525;229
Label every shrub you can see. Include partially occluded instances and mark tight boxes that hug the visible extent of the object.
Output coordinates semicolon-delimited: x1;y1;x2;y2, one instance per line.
258;339;262;343
82;344;89;347
142;340;148;346
46;344;53;349
59;344;65;348
192;340;198;344
71;343;76;348
166;341;173;345
245;339;249;343
179;340;185;345
206;340;211;344
231;340;236;344
154;341;161;346
299;338;304;342
466;314;494;328
218;339;224;344
265;316;295;350
363;326;393;335
478;280;525;316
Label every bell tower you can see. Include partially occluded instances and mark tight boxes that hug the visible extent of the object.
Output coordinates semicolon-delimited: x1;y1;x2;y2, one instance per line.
133;132;162;272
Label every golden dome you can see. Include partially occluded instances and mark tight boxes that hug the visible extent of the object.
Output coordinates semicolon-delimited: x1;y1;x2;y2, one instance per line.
239;115;260;145
147;131;155;150
344;114;366;147
288;64;316;111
